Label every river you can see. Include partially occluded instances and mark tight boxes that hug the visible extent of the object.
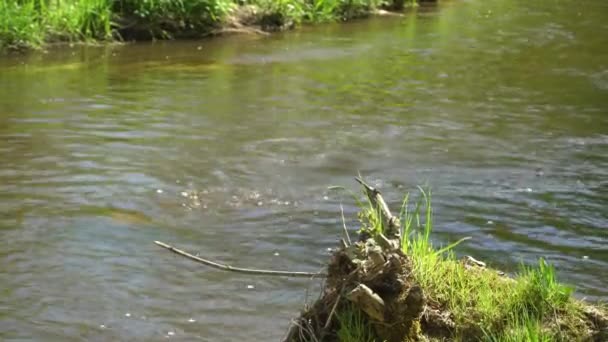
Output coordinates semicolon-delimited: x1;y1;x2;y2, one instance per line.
1;0;607;340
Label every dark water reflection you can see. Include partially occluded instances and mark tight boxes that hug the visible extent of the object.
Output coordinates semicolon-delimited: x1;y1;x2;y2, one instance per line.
1;0;607;340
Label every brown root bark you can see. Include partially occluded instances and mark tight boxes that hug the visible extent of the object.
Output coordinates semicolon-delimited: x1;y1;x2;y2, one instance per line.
284;178;424;342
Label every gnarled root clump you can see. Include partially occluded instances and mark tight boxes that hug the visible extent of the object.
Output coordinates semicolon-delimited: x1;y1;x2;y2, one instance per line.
285;236;425;342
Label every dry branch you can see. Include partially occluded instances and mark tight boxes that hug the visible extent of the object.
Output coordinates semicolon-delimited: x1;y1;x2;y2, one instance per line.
155;241;326;278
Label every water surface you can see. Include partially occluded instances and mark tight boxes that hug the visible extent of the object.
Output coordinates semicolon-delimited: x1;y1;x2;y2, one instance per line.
1;0;607;340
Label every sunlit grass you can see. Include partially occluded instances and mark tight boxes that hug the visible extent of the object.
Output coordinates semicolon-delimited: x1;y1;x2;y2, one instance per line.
483;310;551;342
1;0;44;50
0;0;113;50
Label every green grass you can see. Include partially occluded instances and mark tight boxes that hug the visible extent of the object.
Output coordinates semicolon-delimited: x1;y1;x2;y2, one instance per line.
1;0;415;51
336;304;377;342
1;0;113;50
348;187;595;341
112;0;233;39
483;310;552;342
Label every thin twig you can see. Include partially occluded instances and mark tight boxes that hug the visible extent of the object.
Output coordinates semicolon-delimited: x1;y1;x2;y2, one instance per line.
324;292;342;329
340;203;352;245
283;319;301;342
155;241;326;278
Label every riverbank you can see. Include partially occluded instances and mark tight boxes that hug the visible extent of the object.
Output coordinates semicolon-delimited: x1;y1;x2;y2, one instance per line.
285;181;608;341
0;0;420;52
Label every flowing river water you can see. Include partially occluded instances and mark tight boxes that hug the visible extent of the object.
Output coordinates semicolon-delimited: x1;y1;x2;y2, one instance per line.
1;0;607;340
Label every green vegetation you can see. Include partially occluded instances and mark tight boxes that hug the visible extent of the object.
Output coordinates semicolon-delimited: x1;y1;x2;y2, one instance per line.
0;0;416;51
336;303;376;342
1;0;113;50
397;190;581;340
334;188;606;341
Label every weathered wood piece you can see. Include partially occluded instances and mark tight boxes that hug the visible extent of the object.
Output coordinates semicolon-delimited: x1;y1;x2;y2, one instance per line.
346;284;386;322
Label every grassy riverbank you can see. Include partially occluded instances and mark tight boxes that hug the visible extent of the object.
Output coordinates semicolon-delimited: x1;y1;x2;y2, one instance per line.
390;191;605;341
290;187;608;341
0;0;417;51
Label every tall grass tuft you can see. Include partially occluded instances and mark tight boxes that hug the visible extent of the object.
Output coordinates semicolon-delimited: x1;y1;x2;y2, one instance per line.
1;0;44;49
483;310;552;342
513;258;574;317
336;304;376;342
49;0;113;41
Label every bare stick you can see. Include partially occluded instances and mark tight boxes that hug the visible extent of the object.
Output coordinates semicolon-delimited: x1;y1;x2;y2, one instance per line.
340;204;352;245
155;241;326;278
324;292;342;329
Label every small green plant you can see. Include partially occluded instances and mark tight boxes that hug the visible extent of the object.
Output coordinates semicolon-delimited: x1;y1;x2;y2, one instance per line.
483;310;551;342
511;258;574;318
336;304;376;342
50;0;113;41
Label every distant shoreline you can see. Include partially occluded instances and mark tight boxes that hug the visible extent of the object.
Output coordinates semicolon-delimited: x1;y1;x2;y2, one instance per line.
0;0;424;53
